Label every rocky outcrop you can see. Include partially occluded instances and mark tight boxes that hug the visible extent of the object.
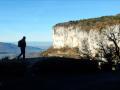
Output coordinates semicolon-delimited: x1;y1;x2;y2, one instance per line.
53;15;120;57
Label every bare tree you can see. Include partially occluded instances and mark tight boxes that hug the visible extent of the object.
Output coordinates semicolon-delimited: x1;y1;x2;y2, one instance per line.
80;38;92;59
98;25;120;63
97;40;113;63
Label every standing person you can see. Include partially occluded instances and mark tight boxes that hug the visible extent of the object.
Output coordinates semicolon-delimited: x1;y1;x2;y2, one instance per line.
18;36;26;60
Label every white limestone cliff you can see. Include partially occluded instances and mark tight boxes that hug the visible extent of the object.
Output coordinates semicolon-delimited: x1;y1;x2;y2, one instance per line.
53;24;120;57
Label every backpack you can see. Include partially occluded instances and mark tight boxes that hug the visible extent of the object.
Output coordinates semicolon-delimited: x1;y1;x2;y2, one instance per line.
18;40;22;47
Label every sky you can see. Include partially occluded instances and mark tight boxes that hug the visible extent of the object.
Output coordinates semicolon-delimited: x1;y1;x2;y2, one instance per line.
0;0;120;42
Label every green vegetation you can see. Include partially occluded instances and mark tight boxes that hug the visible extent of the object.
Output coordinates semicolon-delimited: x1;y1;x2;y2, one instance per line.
54;14;120;30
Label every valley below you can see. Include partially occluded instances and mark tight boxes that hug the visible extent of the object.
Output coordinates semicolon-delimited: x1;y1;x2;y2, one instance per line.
0;42;52;59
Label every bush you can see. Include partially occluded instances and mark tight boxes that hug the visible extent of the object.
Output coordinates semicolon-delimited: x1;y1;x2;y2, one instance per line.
101;63;112;71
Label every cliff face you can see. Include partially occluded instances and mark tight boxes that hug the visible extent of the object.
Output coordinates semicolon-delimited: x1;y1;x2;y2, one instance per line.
53;15;120;57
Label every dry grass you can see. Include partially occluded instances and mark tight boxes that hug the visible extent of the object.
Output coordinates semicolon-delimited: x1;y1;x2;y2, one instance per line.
40;47;80;58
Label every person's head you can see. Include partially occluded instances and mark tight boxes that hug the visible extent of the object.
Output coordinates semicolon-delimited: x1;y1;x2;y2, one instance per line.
23;36;26;40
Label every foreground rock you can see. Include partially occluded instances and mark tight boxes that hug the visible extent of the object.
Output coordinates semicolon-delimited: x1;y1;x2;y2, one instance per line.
0;57;120;90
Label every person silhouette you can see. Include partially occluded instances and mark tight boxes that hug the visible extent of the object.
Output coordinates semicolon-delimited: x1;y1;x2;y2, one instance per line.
17;36;26;60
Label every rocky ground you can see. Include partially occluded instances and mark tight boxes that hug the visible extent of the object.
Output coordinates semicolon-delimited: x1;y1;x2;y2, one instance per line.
0;57;120;90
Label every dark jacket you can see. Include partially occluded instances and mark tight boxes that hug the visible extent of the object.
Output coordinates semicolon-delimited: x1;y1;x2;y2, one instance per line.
18;39;26;48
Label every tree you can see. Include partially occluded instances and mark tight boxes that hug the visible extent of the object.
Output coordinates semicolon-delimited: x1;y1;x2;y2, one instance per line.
98;25;120;63
80;38;92;59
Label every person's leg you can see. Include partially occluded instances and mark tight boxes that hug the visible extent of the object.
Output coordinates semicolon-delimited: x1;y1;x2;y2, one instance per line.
23;52;25;60
21;47;25;60
18;48;22;59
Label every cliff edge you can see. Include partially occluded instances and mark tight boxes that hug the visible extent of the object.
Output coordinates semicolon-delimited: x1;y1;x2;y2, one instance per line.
43;14;120;58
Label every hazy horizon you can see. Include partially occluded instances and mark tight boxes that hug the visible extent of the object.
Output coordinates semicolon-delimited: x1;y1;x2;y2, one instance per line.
4;41;52;48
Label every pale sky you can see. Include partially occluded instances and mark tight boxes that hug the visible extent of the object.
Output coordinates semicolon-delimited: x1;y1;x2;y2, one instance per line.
0;0;120;42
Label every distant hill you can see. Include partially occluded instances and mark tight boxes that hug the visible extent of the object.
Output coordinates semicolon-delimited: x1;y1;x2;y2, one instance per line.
0;42;43;54
12;42;52;50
